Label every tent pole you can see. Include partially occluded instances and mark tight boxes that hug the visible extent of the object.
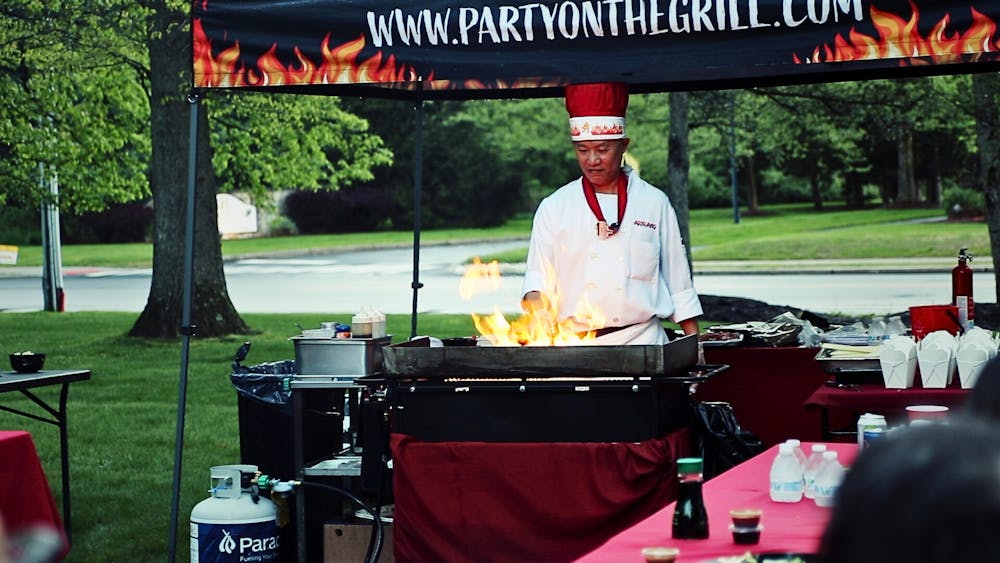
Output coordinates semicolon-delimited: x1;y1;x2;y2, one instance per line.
168;89;200;563
410;97;424;339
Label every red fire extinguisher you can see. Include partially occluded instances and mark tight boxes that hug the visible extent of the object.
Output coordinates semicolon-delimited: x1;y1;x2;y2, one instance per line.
952;247;974;330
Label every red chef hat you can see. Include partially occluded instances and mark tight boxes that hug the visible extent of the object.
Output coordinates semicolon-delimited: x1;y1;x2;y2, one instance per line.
565;82;628;141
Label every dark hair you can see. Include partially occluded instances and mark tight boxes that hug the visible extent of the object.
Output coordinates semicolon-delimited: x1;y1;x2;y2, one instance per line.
820;420;1000;563
962;357;1000;424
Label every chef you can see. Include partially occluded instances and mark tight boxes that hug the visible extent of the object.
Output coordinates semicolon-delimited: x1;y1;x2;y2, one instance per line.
521;82;703;345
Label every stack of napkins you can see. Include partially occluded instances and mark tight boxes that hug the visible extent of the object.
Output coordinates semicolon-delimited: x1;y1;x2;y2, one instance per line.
880;335;917;389
956;328;999;389
917;331;958;388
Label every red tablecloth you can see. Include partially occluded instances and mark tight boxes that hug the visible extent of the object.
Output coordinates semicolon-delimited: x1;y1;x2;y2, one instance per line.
698;347;831;447
574;442;857;562
390;429;691;563
805;383;967;414
0;430;69;559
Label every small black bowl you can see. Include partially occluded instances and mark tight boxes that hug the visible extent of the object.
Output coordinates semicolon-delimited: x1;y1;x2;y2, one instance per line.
10;353;45;373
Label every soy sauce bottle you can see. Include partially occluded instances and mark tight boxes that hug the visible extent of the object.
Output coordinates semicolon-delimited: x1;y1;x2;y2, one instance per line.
672;457;709;539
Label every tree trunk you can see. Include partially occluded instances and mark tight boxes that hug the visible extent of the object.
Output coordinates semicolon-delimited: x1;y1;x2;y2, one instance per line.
810;171;823;210
972;74;1000;302
895;121;919;205
746;153;759;213
844;171;864;209
129;9;249;338
928;145;942;205
667;92;693;270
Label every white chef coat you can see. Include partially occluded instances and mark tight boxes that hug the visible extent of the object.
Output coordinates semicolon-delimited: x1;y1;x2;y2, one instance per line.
522;168;703;345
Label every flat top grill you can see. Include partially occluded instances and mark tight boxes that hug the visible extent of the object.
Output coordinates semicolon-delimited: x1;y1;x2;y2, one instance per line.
380;333;722;383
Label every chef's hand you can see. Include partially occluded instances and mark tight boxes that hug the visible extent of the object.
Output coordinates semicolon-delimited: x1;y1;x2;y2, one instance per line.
522;291;557;334
521;291;544;313
678;317;705;365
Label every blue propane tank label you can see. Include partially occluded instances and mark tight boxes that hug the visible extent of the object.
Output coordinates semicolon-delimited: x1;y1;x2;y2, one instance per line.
191;521;280;563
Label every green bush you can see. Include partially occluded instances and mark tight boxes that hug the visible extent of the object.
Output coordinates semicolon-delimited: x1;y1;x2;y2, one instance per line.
941;187;985;218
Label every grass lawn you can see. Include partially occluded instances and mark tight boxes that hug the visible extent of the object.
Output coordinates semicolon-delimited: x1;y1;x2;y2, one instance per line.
0;312;481;562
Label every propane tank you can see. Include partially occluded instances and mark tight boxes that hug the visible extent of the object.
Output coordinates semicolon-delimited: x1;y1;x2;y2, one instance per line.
952;247;974;330
190;464;280;563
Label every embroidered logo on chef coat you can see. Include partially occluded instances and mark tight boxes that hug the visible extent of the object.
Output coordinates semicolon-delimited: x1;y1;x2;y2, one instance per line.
634;220;657;230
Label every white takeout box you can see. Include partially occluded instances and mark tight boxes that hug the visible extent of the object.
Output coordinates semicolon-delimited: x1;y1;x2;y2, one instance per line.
880;336;917;389
956;331;998;389
917;335;956;388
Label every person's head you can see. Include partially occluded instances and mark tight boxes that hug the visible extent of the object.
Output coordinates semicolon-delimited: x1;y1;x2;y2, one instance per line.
573;138;630;189
820;419;1000;563
961;356;1000;424
565;82;630;189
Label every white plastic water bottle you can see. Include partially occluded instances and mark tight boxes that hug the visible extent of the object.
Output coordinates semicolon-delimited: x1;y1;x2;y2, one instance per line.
813;451;845;508
785;439;807;469
802;444;827;499
868;318;887;344
769;443;804;503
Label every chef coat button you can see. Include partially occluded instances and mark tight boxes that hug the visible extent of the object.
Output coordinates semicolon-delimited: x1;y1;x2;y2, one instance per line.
612;316;621;323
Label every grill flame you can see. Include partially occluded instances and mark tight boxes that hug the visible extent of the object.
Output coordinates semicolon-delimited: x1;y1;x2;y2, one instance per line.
459;258;605;346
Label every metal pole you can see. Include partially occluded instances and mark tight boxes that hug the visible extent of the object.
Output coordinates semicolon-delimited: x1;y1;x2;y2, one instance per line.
39;164;55;311
410;97;424;339
48;171;65;311
728;92;740;225
168;90;200;563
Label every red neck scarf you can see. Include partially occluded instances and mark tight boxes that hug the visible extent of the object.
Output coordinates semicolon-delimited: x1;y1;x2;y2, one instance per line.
582;173;627;239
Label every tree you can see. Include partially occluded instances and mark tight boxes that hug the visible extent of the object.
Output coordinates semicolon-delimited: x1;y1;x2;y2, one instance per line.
667;92;693;269
973;73;1000;302
0;4;150;211
1;1;391;338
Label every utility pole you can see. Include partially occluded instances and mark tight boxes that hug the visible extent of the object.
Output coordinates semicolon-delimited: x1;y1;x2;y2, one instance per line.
729;92;741;225
40;164;65;312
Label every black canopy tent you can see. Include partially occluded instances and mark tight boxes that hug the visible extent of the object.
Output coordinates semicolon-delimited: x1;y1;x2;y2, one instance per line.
190;0;1000;330
171;1;1000;560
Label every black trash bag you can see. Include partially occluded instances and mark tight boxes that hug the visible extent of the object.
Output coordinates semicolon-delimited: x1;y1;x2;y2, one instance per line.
690;401;765;480
230;341;297;407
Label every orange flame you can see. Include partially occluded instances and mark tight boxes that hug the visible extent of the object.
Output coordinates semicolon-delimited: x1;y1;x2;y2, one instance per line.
193;20;423;88
459;259;605;346
459;257;502;299
193;18;565;92
794;5;999;65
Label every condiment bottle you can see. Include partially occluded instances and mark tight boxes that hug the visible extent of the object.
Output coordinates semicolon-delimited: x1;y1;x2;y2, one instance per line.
352;309;373;338
952;248;974;330
672;457;709;539
372;308;387;338
769;443;803;503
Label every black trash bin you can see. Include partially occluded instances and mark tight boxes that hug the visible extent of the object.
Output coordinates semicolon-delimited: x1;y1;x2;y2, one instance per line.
230;350;345;563
230;363;344;480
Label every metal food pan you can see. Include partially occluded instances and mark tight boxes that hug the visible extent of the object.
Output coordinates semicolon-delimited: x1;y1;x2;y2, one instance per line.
814;347;881;373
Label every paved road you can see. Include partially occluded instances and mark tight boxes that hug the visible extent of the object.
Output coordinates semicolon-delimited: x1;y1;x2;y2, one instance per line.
0;242;995;317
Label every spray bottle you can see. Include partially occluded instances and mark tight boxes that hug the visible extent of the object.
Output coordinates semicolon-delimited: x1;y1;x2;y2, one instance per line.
952;248;974;330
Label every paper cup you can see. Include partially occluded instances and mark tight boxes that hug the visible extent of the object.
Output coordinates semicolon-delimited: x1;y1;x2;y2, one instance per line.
905;405;949;422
